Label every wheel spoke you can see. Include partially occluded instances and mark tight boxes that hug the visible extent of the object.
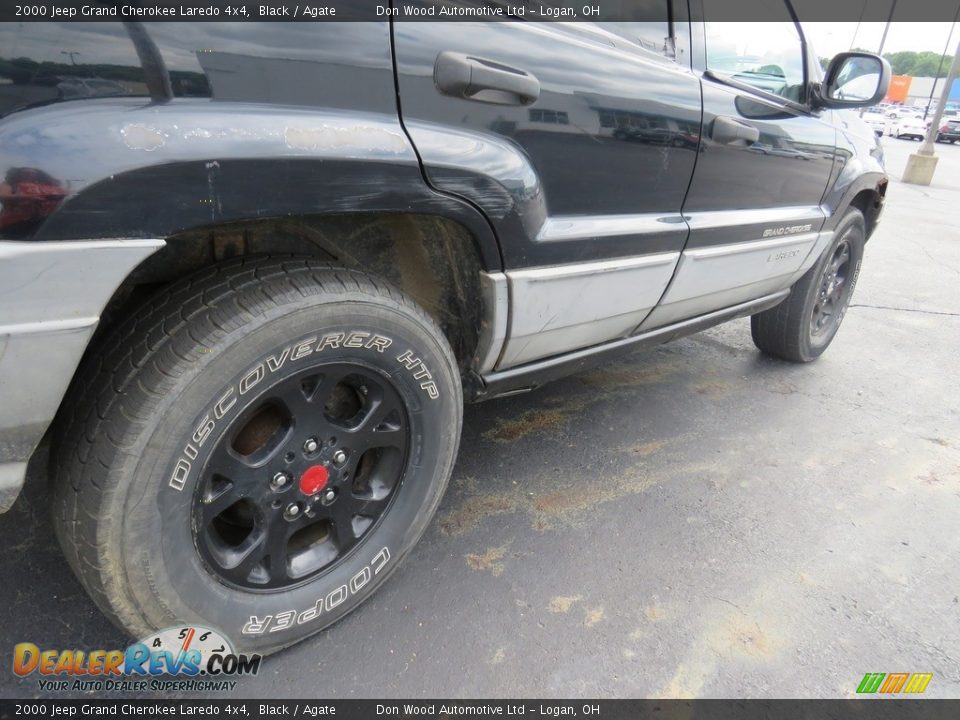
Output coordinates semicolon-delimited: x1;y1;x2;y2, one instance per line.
206;446;258;485
329;499;358;546
350;494;390;519
271;369;342;418
837;243;850;267
226;532;269;582
200;480;245;521
343;394;405;451
263;518;291;583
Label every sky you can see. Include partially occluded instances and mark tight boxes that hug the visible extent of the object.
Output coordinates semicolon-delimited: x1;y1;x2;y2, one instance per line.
803;22;959;58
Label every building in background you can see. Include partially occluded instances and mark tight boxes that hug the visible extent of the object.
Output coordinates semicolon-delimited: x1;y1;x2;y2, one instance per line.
885;76;960;108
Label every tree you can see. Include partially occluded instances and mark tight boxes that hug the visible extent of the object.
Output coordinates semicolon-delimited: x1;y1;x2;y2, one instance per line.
881;50;952;77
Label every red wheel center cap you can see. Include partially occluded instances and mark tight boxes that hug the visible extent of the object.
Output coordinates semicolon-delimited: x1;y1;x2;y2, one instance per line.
299;464;330;496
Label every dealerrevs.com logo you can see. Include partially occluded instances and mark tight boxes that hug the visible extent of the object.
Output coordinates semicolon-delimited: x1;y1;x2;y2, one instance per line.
13;626;261;693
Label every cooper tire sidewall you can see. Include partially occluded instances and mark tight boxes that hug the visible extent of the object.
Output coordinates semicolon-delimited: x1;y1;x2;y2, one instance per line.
115;301;460;653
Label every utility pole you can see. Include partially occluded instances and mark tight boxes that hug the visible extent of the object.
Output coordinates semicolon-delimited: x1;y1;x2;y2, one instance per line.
876;0;897;56
924;6;960;121
861;0;897;117
849;0;868;50
903;39;960;185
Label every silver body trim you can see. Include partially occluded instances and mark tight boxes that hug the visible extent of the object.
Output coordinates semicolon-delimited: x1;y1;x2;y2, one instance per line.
790;230;834;282
639;232;824;330
472;272;509;374
685;205;826;230
536;213;683;242
0;239;165;512
498;252;680;369
478;289;791;400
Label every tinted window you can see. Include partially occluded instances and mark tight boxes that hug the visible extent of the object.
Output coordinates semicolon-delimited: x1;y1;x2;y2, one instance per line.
704;3;806;103
0;23;149;116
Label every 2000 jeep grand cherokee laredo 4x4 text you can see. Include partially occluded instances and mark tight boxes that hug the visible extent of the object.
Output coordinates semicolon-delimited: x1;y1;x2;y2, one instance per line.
0;6;889;654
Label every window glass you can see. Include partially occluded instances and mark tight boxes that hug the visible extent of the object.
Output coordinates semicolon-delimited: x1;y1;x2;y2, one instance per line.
597;22;672;57
704;9;806;103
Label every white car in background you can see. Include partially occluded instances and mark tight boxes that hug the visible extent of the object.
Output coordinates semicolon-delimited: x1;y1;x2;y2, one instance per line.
886;106;922;119
888;114;928;140
862;109;888;136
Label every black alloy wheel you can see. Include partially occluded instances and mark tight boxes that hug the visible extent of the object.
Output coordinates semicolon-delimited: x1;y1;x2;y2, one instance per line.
751;208;866;363
810;238;853;340
194;364;409;591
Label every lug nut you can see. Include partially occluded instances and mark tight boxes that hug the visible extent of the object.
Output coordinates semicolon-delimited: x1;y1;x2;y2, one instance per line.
303;437;319;454
270;472;290;490
321;488;337;506
283;503;302;521
332;450;347;465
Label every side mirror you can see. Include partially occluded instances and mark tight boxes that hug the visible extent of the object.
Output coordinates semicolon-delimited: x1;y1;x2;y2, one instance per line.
815;52;891;109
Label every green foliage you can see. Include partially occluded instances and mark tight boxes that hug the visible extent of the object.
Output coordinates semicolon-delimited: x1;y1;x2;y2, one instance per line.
818;49;952;78
882;50;952;78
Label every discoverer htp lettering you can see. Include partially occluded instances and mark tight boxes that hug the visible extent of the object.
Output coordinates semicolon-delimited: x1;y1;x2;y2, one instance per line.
241;546;391;635
168;331;393;491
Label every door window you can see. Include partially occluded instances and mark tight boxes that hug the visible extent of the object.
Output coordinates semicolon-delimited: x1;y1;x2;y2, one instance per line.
704;3;806;103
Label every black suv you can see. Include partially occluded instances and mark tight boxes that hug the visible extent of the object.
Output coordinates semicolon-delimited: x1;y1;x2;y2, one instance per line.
0;6;889;653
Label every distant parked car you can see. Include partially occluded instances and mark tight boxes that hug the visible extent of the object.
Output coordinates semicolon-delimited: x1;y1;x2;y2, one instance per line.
862;109;887;136
56;76;127;99
936;119;960;143
885;106;920;120
889;115;927;140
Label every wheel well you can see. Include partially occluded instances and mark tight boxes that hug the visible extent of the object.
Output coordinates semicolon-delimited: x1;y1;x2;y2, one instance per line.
97;213;486;372
848;184;886;240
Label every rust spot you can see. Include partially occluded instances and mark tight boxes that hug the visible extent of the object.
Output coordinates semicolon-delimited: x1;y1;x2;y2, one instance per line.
438;494;518;536
581;364;675;388
484;409;567;443
532;490;585;516
465;544;509;576
584;607;605;627
724;617;773;657
547;595;582;614
530;466;653;531
439;454;657;536
644;606;666;621
631;440;666;457
692;380;729;396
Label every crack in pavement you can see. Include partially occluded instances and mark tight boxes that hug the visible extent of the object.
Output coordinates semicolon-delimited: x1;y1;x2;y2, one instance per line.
850;304;960;317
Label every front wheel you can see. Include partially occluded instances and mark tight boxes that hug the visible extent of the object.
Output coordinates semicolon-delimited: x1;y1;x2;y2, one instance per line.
751;209;865;363
51;257;462;654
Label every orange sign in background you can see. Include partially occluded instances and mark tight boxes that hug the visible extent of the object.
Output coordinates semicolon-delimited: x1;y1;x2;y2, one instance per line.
885;75;912;103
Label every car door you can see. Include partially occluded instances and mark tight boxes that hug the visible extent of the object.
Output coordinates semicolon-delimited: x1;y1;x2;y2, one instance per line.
640;0;838;330
392;2;703;369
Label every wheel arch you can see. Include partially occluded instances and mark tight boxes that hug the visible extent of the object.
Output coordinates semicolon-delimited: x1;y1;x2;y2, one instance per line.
94;210;493;376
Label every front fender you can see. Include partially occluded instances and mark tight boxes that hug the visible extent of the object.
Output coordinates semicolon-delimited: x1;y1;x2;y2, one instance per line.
822;114;888;234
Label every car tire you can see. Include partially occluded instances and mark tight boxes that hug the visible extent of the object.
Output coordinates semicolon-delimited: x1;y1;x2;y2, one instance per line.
751;209;865;363
50;256;462;654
